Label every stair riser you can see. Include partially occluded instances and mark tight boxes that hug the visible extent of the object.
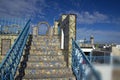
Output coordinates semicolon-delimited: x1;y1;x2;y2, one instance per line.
32;37;59;40
23;77;76;80
31;42;60;46
26;62;66;69
23;74;75;80
32;39;60;42
24;68;72;75
31;43;60;45
28;56;64;62
30;46;60;50
29;51;63;55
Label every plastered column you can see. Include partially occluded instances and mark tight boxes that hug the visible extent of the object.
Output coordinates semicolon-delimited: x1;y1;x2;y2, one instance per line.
59;14;76;68
68;15;76;68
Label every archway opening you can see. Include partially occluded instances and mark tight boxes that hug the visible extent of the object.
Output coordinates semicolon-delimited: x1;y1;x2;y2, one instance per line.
37;22;50;36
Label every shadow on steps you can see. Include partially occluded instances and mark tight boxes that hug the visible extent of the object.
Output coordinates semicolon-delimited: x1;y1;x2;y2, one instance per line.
15;35;32;80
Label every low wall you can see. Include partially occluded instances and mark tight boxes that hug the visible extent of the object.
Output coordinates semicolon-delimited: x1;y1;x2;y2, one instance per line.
0;34;18;62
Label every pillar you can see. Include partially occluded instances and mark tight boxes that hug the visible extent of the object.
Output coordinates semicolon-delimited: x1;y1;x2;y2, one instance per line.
68;14;76;67
33;26;38;36
53;21;59;35
59;14;76;68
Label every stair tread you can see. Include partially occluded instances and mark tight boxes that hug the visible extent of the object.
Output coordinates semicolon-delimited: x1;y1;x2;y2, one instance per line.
30;48;61;50
22;66;67;69
24;67;71;70
28;55;64;62
23;73;75;79
25;61;66;68
29;51;63;56
28;55;64;57
24;68;72;75
28;54;64;56
22;77;75;80
26;60;66;62
28;53;63;56
20;66;69;69
30;49;62;52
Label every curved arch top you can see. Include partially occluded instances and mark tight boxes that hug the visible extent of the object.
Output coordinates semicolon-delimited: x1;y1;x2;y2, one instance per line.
37;21;50;35
37;21;50;29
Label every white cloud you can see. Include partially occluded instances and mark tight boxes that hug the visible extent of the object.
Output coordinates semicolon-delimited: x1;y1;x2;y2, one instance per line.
0;0;47;18
112;18;120;25
67;10;110;24
77;28;120;38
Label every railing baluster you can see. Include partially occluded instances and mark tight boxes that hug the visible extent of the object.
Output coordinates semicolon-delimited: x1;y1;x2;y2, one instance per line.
72;39;101;80
0;19;31;80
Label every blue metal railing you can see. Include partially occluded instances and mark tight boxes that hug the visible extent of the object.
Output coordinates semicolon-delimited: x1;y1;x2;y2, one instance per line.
72;39;101;80
0;19;31;80
0;17;27;34
88;56;111;64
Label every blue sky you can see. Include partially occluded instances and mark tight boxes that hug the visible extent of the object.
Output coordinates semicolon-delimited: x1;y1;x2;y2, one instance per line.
0;0;120;44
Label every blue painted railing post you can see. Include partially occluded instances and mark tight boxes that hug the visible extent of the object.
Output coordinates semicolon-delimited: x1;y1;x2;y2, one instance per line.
72;38;101;80
0;19;31;80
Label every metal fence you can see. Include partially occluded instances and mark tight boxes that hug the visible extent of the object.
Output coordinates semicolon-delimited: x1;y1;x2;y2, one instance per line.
72;39;101;80
0;17;28;34
87;56;120;66
0;19;31;80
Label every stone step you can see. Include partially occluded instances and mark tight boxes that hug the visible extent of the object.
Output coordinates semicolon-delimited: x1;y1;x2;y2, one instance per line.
22;77;76;80
30;46;60;50
30;48;60;51
31;42;60;44
28;55;64;62
30;49;62;52
32;38;60;41
32;41;60;44
24;68;72;75
26;61;66;69
31;42;60;46
23;74;75;80
31;44;60;48
29;50;63;56
29;52;63;56
32;39;60;42
32;40;60;43
32;36;60;39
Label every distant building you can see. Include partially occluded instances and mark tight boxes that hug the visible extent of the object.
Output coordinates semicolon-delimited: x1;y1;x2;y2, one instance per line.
77;35;95;56
90;35;94;45
112;45;120;56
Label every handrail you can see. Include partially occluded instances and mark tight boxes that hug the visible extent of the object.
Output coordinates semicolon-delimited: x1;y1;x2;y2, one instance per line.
72;39;101;80
0;19;31;80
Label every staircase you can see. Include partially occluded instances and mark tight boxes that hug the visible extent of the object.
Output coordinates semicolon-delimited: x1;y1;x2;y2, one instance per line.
15;35;75;80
